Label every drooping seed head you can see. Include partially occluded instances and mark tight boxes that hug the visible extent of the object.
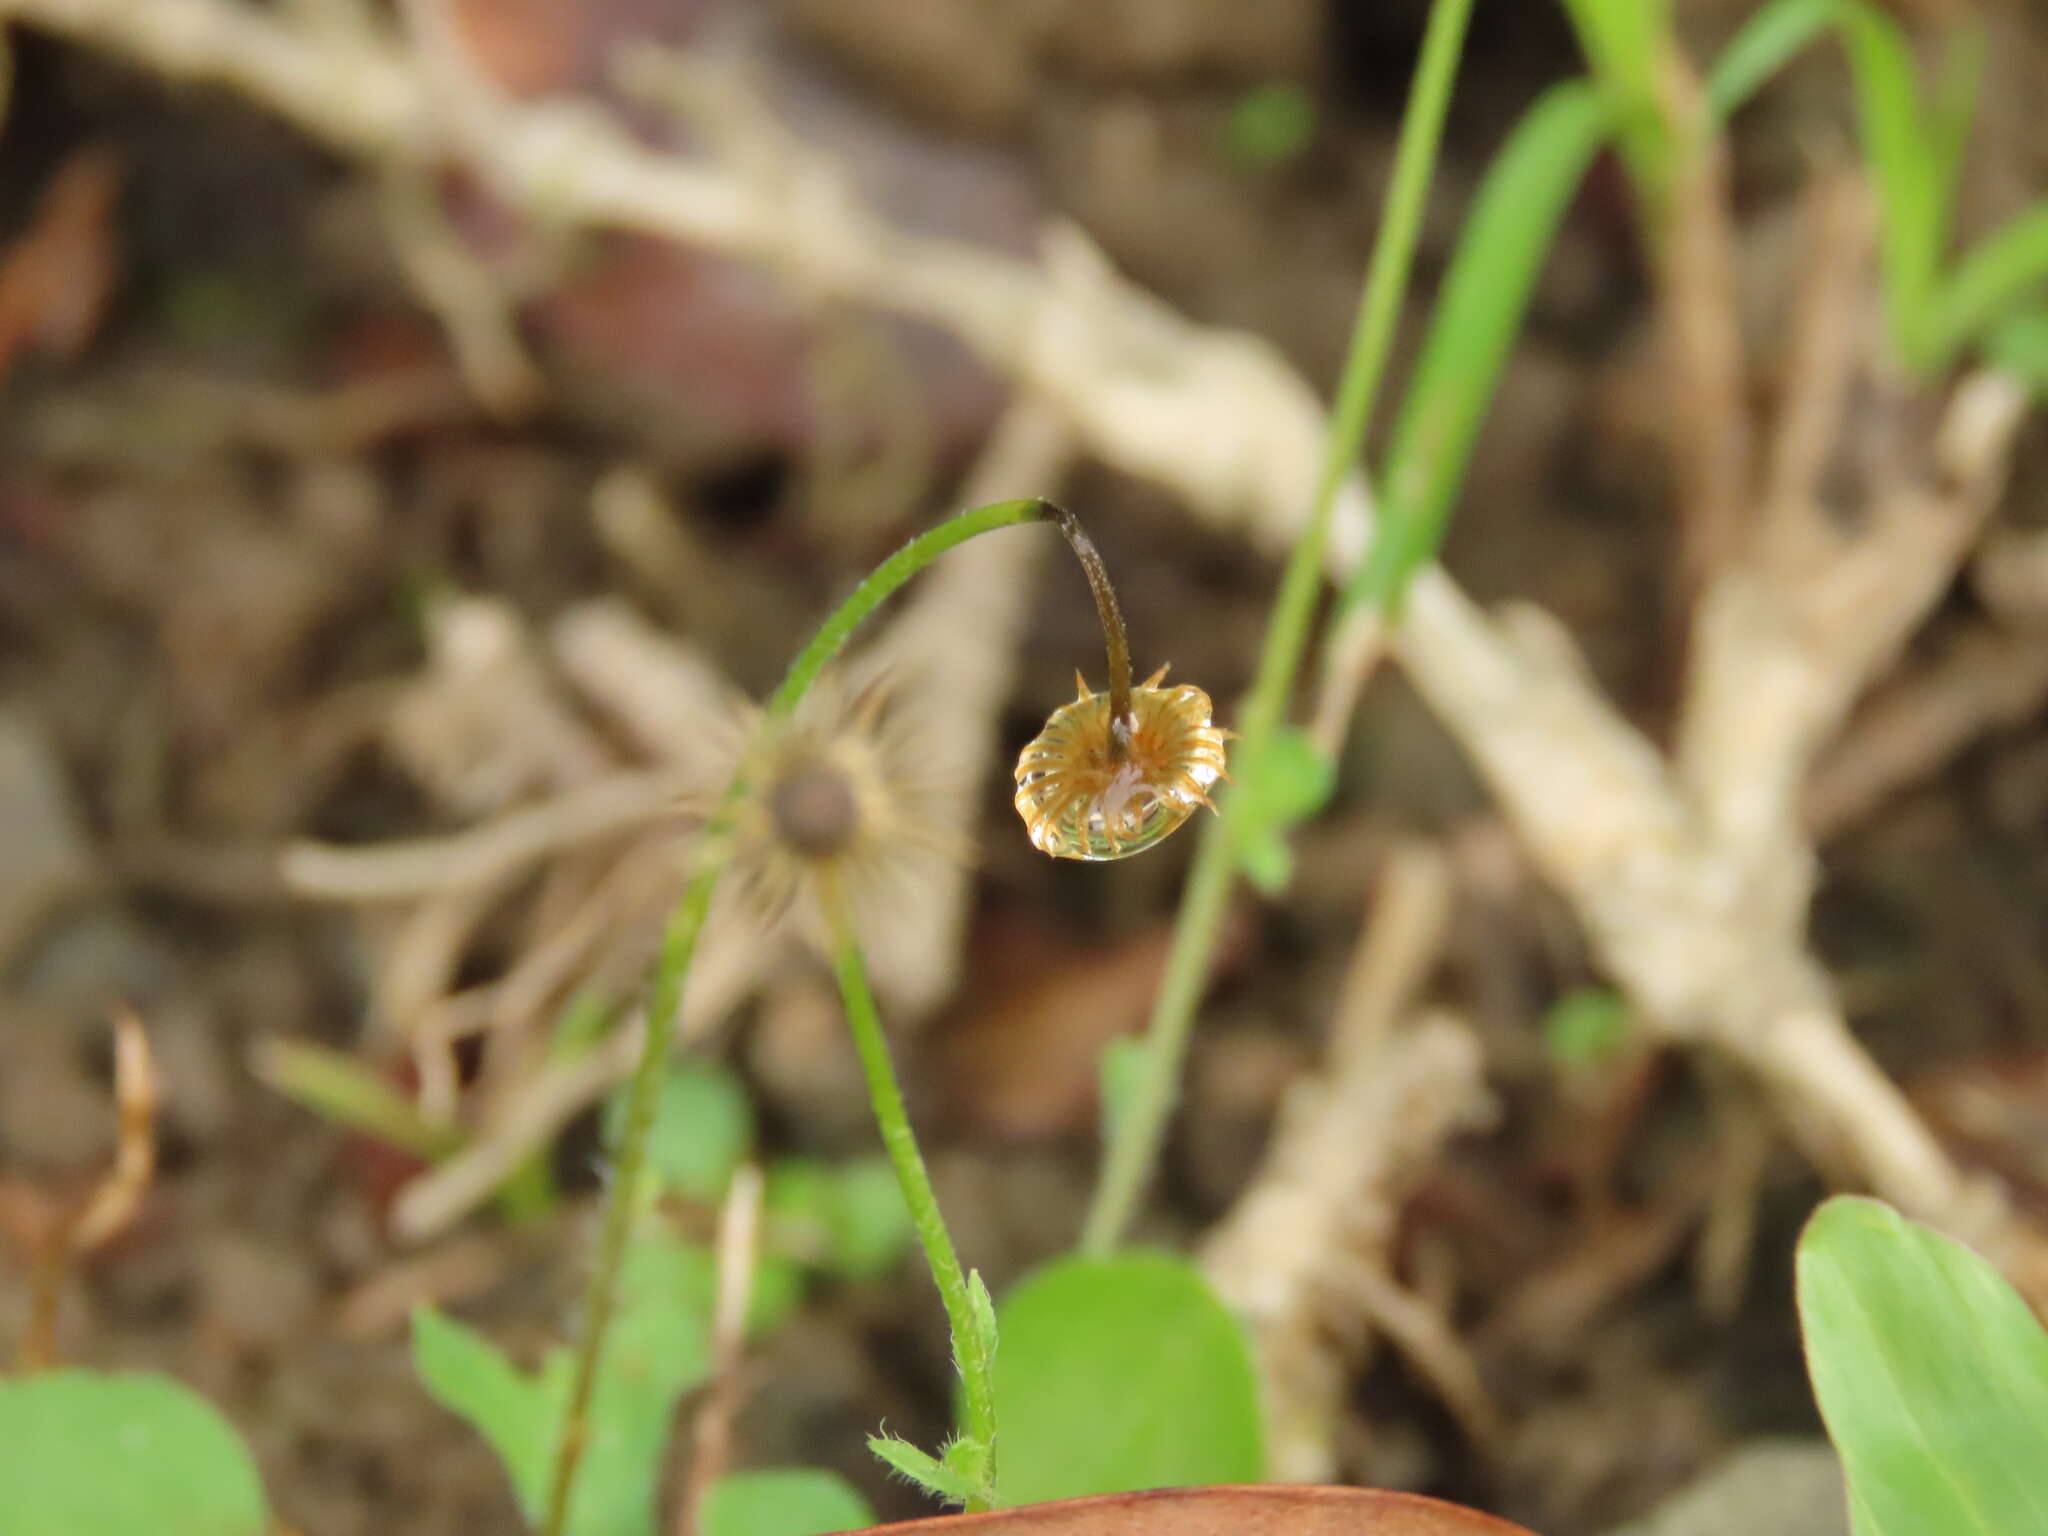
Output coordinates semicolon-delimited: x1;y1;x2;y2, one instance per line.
1013;664;1228;861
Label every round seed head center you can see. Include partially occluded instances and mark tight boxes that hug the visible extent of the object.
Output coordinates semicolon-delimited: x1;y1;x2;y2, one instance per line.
770;759;862;858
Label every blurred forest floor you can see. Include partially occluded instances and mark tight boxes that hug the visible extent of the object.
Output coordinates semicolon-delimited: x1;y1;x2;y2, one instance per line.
1;2;2046;1533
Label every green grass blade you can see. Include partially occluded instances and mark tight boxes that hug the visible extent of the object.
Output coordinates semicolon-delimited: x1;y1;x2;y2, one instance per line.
1798;1196;2048;1534
1935;205;2048;359
1344;81;1611;613
1559;0;1671;206
1081;0;1476;1255
1834;3;1943;367
1925;25;1984;269
1984;306;2048;395
1707;0;1838;120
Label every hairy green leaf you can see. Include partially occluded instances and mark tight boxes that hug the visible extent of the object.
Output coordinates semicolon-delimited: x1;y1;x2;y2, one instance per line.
868;1434;981;1506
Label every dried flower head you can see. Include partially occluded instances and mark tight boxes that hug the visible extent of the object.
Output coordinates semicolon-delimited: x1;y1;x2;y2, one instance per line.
1013;664;1229;861
730;672;967;934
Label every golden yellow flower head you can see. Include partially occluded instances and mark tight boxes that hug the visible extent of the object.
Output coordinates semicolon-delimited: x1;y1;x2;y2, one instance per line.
1013;664;1228;861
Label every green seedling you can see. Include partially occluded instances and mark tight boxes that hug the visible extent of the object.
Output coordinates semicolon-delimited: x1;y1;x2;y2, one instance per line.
1224;83;1317;171
1712;0;2048;381
416;1053;902;1535
1543;987;1633;1069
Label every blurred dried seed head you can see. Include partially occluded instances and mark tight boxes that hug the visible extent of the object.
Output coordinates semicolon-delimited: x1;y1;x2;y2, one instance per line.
730;673;968;940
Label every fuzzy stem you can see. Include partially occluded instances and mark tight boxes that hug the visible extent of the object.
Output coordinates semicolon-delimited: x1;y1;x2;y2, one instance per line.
545;497;1045;1536
822;874;998;1509
1081;0;1476;1253
1041;501;1134;749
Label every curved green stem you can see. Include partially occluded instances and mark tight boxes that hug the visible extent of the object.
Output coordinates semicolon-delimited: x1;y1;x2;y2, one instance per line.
823;876;998;1509
1040;501;1133;746
544;497;1045;1536
1080;0;1476;1254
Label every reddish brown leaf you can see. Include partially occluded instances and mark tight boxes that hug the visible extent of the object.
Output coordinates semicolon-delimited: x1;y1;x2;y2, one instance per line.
852;1487;1539;1535
934;908;1253;1141
0;146;123;385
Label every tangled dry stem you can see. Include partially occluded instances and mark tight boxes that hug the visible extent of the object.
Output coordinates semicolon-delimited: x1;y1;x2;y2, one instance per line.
13;0;2042;1282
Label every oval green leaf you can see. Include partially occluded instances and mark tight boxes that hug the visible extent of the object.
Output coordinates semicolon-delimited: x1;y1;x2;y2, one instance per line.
703;1468;876;1536
1797;1195;2048;1534
990;1254;1262;1505
0;1370;268;1536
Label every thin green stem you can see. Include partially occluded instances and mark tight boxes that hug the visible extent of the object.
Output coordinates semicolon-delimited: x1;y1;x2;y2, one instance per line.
823;876;998;1509
544;497;1044;1536
1081;0;1475;1254
766;499;1049;716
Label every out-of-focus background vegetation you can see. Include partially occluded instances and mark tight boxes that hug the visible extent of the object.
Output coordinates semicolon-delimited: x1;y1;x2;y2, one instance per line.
1;1;2045;1532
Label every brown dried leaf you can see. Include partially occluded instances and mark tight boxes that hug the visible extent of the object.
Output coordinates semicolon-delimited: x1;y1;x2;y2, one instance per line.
0;146;122;384
936;909;1251;1140
849;1487;1537;1535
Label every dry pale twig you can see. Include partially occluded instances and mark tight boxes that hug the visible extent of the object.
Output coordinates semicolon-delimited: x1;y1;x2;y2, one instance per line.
379;163;545;418
21;1007;156;1370
1203;1008;1492;1483
1650;47;1753;650
1805;626;2048;838
283;772;688;902
22;0;2041;1275
379;399;1073;1241
678;1162;764;1536
0;0;1371;572
1329;1263;1502;1460
1974;524;2048;628
1203;847;1489;1484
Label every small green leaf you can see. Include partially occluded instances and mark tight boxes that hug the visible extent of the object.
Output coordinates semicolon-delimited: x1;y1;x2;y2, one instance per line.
1224;83;1317;170
1234;828;1295;897
607;1058;754;1203
991;1253;1263;1504
415;1228;721;1536
1834;2;1945;367
1228;725;1337;895
1345;81;1612;615
867;1433;980;1506
765;1156;913;1281
0;1370;268;1536
1707;0;1836;120
825;1160;913;1280
1986;308;2048;394
751;1253;807;1337
1543;987;1632;1067
764;1158;836;1263
1798;1196;2048;1534
1558;0;1671;203
411;1306;554;1519
550;991;615;1060
700;1468;875;1536
1936;204;2048;362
